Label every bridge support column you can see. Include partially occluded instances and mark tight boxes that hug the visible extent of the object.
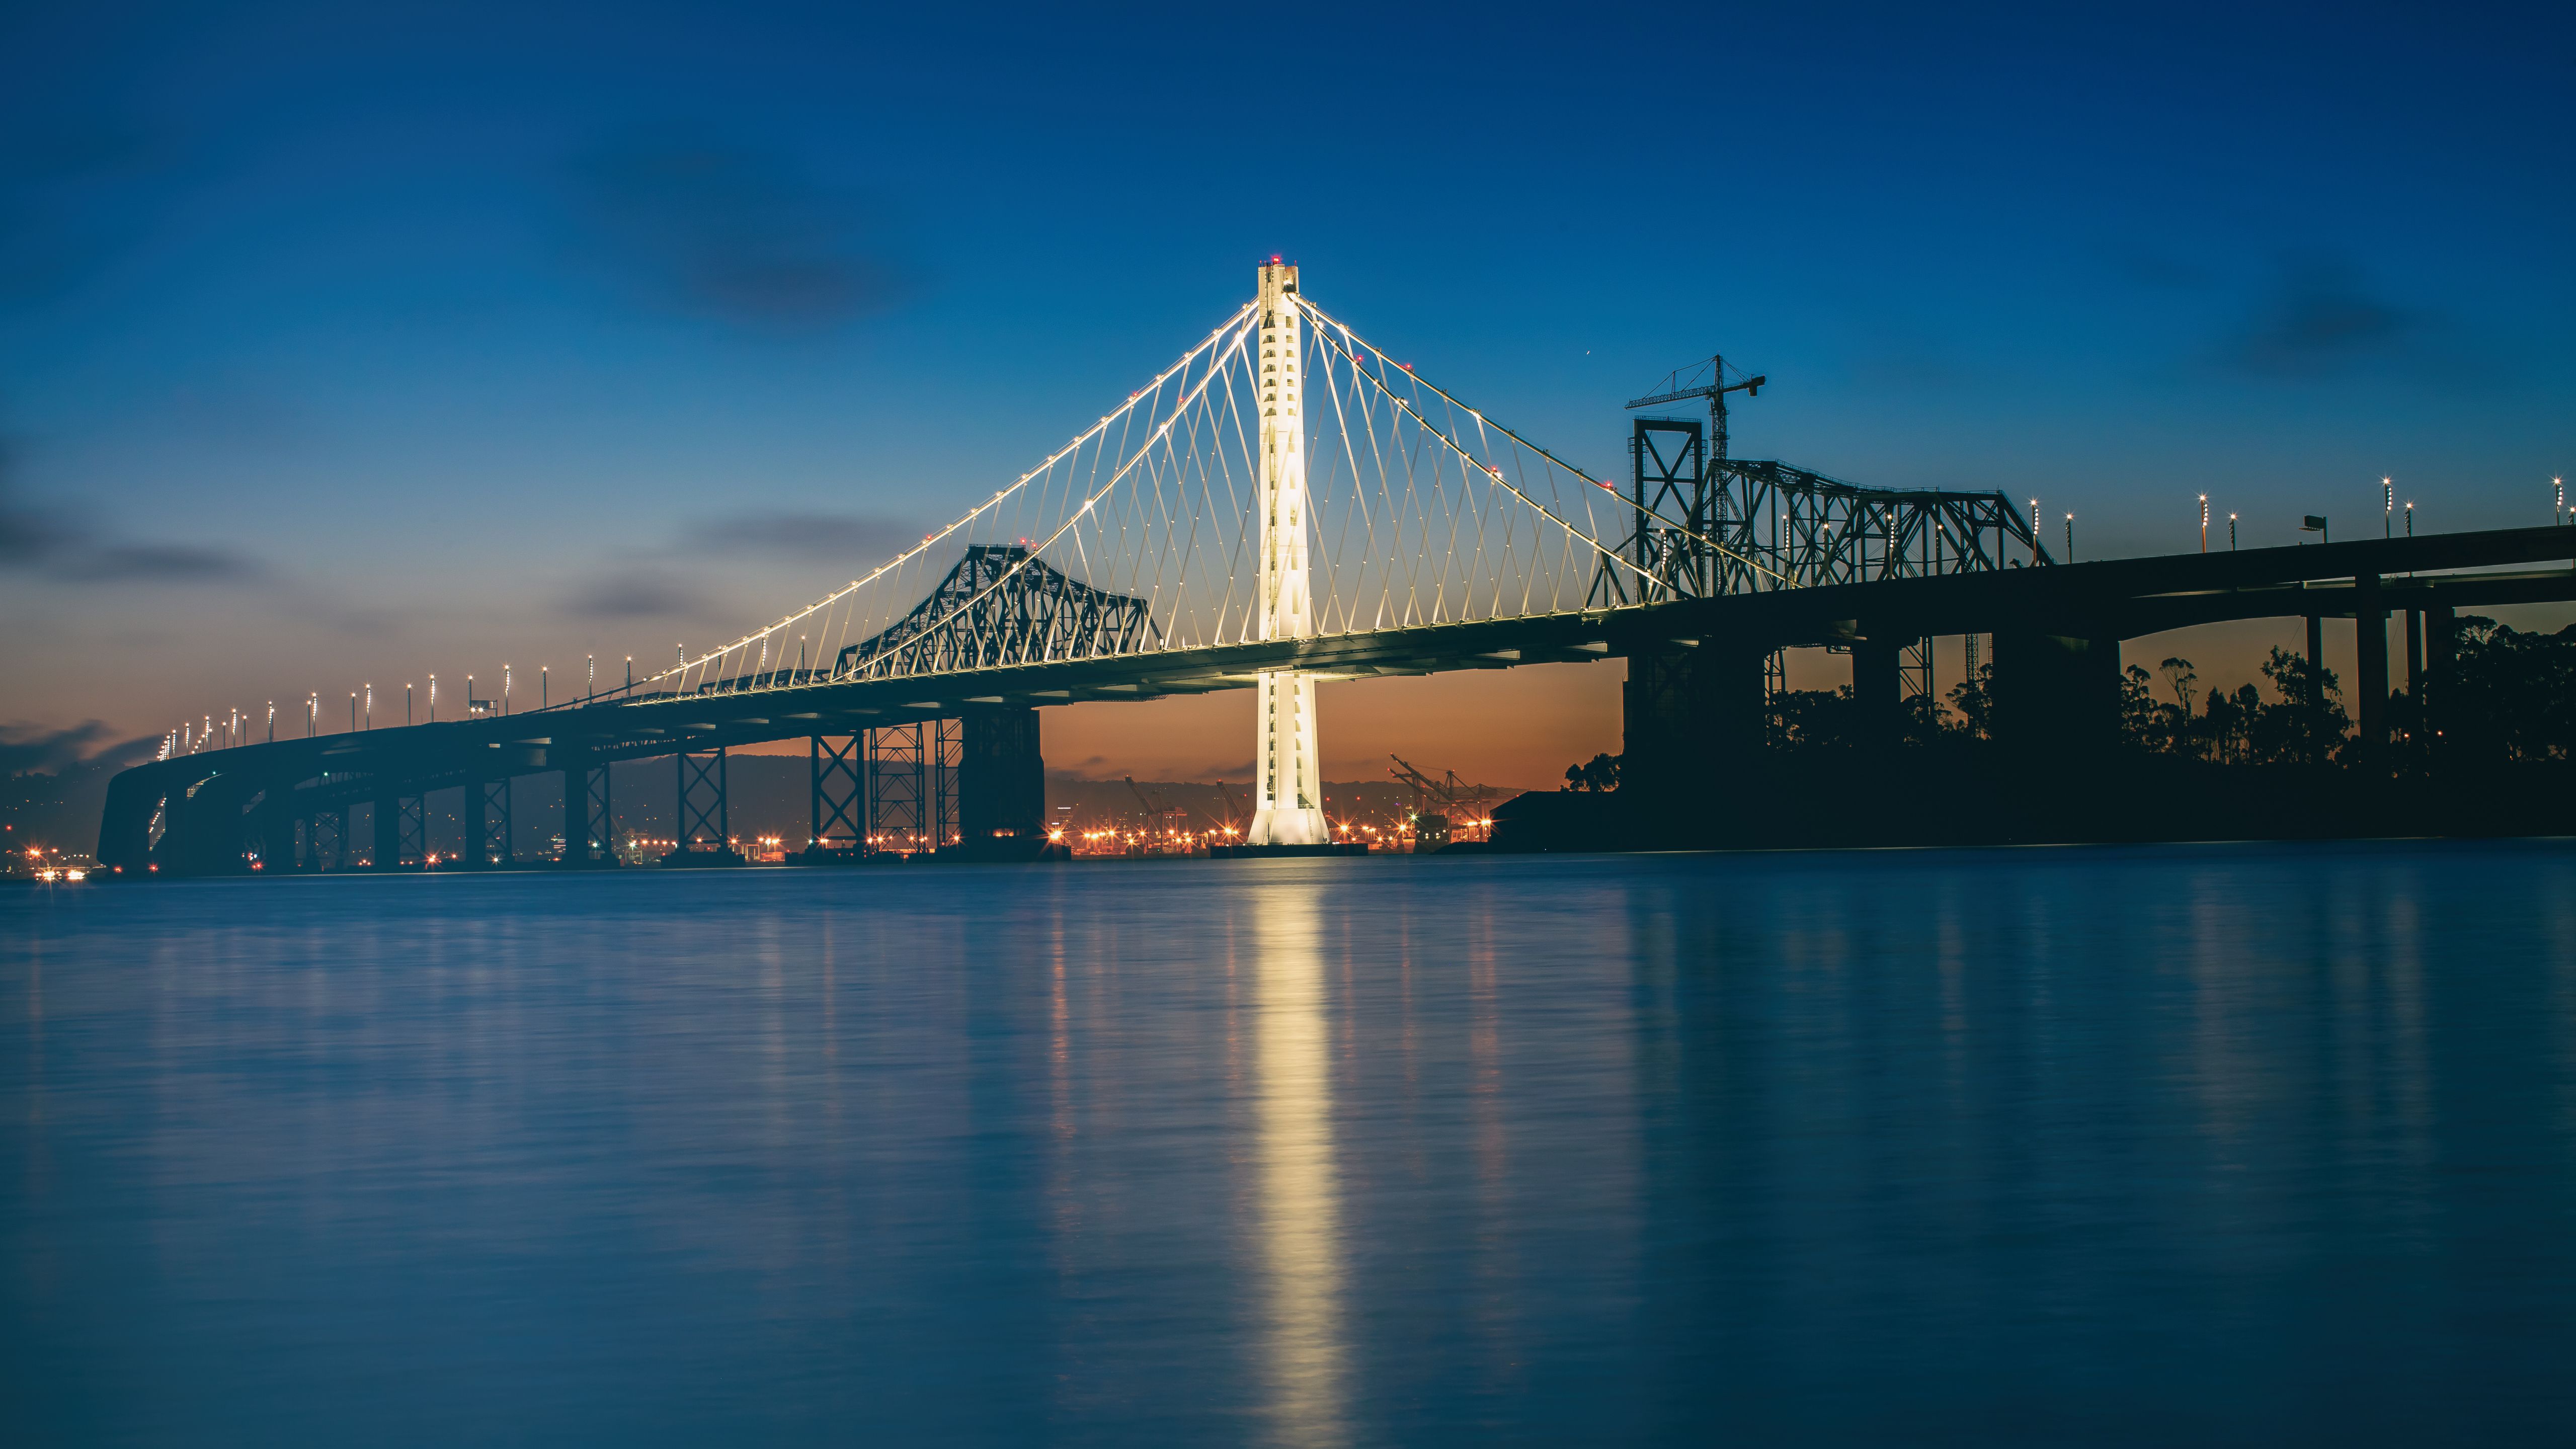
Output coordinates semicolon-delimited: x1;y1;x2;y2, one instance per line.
97;769;159;874
809;736;864;856
250;787;294;873
561;757;615;867
2426;604;2457;762
2305;614;2328;765
484;778;513;865
1852;635;1905;752
2405;607;2425;697
671;748;741;864
158;769;258;876
1246;261;1329;848
372;791;401;868
2355;574;2388;774
957;708;1049;858
1991;631;2122;768
1623;643;1767;843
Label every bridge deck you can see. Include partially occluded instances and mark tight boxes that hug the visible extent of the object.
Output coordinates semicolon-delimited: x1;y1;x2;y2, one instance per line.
102;524;2576;870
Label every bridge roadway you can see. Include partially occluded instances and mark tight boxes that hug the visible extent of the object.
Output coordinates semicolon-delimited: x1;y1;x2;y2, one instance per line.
102;524;2576;873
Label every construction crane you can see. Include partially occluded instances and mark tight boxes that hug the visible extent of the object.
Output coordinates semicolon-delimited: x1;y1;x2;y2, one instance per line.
1388;755;1500;848
1599;351;1768;608
1213;781;1247;839
1627;352;1765;465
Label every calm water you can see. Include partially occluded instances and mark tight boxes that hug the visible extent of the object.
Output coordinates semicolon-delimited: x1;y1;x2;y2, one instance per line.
6;844;2576;1445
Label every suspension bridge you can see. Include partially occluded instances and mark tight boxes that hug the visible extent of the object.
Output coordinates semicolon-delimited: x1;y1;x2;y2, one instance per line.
101;263;2576;873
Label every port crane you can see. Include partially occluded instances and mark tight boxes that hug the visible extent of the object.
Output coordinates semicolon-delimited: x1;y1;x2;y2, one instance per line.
1123;775;1191;852
1388;755;1499;847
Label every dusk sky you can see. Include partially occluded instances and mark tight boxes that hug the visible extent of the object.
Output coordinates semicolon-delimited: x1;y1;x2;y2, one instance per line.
5;2;2570;786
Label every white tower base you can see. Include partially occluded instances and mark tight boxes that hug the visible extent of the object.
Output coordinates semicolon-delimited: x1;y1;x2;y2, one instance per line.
1248;668;1328;845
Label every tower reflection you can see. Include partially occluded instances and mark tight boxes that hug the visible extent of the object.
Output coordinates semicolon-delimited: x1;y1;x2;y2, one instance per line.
1251;878;1349;1447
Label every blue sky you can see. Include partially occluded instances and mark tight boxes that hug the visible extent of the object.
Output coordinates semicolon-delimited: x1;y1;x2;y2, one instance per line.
4;1;2569;781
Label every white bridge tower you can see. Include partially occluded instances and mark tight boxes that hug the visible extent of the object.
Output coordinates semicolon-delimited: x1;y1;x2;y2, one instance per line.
1247;261;1330;846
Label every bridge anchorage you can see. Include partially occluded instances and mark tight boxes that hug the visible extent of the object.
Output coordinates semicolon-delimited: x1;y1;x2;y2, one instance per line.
100;261;2576;873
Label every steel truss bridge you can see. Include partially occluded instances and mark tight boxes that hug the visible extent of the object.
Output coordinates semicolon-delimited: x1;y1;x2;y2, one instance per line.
103;266;2576;874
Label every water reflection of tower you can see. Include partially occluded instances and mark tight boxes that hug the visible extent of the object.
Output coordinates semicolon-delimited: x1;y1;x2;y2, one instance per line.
1252;879;1349;1445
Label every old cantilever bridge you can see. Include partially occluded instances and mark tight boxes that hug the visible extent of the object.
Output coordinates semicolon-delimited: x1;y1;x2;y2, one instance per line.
105;264;2576;872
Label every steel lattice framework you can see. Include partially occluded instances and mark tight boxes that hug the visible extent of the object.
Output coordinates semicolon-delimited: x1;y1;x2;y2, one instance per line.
1593;422;2055;608
833;545;1155;680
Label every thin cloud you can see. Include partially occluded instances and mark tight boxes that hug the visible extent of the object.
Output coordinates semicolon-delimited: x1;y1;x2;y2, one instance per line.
565;574;716;620
55;542;260;582
697;511;919;565
0;447;264;584
2228;252;2418;378
564;132;914;330
0;719;156;773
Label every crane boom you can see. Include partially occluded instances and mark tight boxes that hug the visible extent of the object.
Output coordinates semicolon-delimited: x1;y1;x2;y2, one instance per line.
1625;355;1765;412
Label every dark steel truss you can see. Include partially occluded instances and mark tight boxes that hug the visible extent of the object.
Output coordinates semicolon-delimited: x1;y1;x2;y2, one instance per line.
577;763;613;864
676;748;728;851
478;778;512;865
834;545;1156;679
811;735;864;851
396;794;426;866
1593;440;2056;607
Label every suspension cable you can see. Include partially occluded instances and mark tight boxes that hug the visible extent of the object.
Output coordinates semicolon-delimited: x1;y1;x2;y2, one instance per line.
1296;296;1792;588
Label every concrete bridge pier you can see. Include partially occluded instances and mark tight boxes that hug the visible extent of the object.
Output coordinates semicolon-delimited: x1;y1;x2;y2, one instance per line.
1622;642;1767;842
250;786;295;871
956;707;1048;857
371;790;401;868
155;769;260;876
1991;630;2123;769
1852;635;1906;751
97;768;159;874
2425;603;2457;758
2354;574;2389;773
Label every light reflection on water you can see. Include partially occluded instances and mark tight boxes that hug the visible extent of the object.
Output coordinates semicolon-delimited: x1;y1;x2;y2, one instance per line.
1251;881;1346;1448
5;842;2576;1446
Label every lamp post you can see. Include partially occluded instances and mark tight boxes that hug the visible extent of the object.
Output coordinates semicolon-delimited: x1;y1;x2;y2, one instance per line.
2384;477;2394;538
2200;494;2208;553
2229;513;2237;551
2065;513;2075;562
407;683;414;727
266;701;274;743
2029;500;2041;563
364;684;372;731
